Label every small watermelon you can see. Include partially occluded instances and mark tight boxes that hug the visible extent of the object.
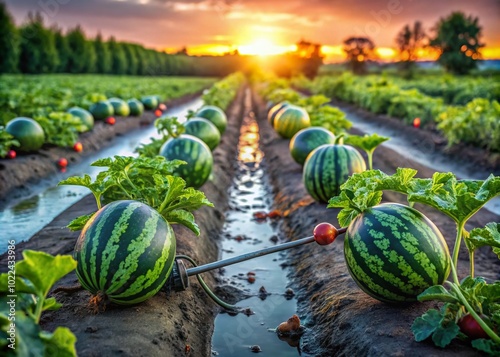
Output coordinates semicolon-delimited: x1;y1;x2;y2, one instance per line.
268;102;289;127
290;127;336;166
344;203;451;303
89;101;114;120
74;200;176;305
274;105;310;139
303;144;366;203
159;134;213;189
128;99;144;116
68;107;94;131
141;96;159;110
5;117;45;152
184;118;221;151
108;98;130;117
196;106;227;134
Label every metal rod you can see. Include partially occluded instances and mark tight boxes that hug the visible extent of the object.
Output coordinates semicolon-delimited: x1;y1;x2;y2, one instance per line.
186;235;316;276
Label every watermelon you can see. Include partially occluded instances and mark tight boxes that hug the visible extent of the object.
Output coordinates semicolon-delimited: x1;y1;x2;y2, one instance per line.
141;96;159;110
267;102;289;127
196;106;227;134
74;200;176;305
274;105;310;139
290;127;336;166
159;134;213;189
303;144;366;203
108;98;131;117
89;100;114;120
5;117;45;152
68;107;94;131
128;99;144;116
184;118;221;151
344;203;451;303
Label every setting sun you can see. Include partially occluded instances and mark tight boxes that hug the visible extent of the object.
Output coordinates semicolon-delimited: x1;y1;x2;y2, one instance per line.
237;39;295;56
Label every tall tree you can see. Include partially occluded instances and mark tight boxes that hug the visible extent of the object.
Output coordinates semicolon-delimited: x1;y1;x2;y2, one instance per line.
66;25;91;73
395;21;426;75
430;12;484;75
123;44;139;75
94;32;112;74
343;37;377;74
19;12;59;73
52;26;70;73
0;1;20;73
108;37;127;74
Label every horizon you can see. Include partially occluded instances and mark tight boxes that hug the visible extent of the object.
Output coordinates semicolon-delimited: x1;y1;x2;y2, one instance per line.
4;0;500;63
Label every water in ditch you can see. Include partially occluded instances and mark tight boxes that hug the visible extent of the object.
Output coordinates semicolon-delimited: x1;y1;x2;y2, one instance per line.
0;98;203;253
210;97;310;356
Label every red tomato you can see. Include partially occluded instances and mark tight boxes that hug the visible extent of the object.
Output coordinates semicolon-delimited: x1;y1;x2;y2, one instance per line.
413;117;421;128
253;211;267;220
105;117;116;125
57;158;68;168
247;276;256;283
154;109;163;117
73;142;83;152
458;314;490;340
6;150;16;159
158;104;167;111
267;210;282;219
313;222;338;245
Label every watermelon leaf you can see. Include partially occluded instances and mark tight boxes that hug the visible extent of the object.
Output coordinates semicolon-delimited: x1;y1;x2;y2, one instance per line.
432;321;460;348
344;133;389;170
39;327;78;357
417;285;459;303
467;223;500;259
66;212;95;231
411;309;443;341
472;339;500;356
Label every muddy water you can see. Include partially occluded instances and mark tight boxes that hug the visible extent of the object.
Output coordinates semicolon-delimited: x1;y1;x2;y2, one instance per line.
211;94;310;356
0;98;203;253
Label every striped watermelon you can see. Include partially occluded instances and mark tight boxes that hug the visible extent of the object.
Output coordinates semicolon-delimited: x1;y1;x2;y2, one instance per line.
184;118;221;151
274;105;310;139
267;102;289;127
344;203;451;303
74;200;176;305
290;127;336;166
196;106;227;134
303;144;366;202
159;134;213;188
5;117;45;152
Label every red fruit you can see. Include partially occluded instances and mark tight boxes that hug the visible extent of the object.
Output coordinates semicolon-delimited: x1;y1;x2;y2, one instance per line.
105;117;116;125
6;150;16;159
158;104;167;111
313;222;338;245
73;142;83;152
458;314;490;340
57;158;68;168
253;211;267;220
154;109;162;117
247;271;256;277
248;276;256;284
413;118;421;128
267;210;282;219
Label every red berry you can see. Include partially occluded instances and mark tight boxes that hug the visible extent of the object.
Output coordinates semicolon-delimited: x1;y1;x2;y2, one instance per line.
57;158;68;168
413;118;421;128
248;276;256;284
105;117;116;125
158;104;167;111
154;109;162;117
6;150;16;159
313;222;338;245
253;211;267;220
73;142;83;152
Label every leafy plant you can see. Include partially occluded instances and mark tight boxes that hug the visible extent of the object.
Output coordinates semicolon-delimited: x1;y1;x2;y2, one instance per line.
0;127;19;158
0;250;77;356
59;155;213;234
344;133;389;170
34;112;85;147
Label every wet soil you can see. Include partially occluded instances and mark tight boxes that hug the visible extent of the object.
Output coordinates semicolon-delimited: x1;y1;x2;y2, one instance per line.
252;91;500;357
0;88;246;357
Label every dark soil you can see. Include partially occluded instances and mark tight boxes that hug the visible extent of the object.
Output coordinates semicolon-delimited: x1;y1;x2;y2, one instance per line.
252;91;500;357
0;88;246;357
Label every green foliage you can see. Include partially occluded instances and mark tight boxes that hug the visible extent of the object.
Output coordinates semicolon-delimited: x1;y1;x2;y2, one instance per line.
59;155;213;235
66;26;94;74
0;2;19;73
135;137;167;158
52;27;70;73
34;112;86;147
108;37;127;75
344;133;389;170
94;33;112;74
430;12;484;75
0;126;19;157
202;72;245;110
0;250;77;356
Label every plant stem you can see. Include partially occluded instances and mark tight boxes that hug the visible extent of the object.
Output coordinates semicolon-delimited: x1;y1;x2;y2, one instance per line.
367;151;374;170
451;222;465;274
449;258;460;285
449;283;500;343
469;250;475;279
34;294;44;323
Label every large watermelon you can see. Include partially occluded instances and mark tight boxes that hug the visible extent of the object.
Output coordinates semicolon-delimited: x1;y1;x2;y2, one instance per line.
303;144;366;203
274;105;310;139
108;98;131;117
159;134;213;189
141;96;159;110
184;118;221;151
290;127;336;166
74;200;176;305
89;100;114;120
128;99;144;116
267;102;289;127
5;117;45;152
196;106;227;134
68;107;94;131
344;203;451;303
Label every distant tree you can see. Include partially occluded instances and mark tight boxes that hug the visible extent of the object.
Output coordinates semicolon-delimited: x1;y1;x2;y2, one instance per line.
52;26;70;73
0;2;20;73
94;32;112;74
343;37;376;74
108;37;127;74
395;21;426;75
430;12;484;75
66;25;91;73
123;44;139;75
295;40;324;78
19;12;59;73
176;46;189;55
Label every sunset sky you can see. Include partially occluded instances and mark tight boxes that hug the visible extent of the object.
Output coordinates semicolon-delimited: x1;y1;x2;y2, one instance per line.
4;0;500;62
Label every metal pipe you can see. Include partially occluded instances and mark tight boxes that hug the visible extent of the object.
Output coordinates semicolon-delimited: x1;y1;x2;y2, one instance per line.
186;235;316;276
